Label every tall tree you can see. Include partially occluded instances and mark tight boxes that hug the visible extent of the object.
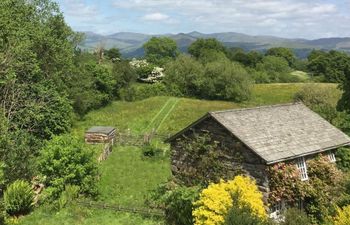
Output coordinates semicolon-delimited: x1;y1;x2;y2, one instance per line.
0;0;77;183
265;47;296;67
338;65;350;112
143;37;178;65
188;38;226;58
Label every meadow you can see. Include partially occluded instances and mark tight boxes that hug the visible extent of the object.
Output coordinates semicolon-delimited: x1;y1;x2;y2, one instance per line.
18;83;340;225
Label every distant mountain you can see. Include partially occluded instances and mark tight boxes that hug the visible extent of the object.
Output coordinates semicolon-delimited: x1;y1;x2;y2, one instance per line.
80;31;350;58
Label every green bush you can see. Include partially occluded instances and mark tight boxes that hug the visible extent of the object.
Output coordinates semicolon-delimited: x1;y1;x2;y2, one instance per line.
336;148;350;172
147;182;200;225
38;135;98;200
4;180;34;216
164;186;199;225
57;185;80;210
281;208;311;225
141;144;164;158
225;205;266;225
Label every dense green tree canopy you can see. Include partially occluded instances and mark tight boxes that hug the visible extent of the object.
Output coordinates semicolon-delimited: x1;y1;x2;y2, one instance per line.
164;54;204;96
143;37;178;65
307;50;350;82
256;56;292;82
105;47;121;60
265;47;296;67
38;135;98;199
338;65;350;112
188;38;226;58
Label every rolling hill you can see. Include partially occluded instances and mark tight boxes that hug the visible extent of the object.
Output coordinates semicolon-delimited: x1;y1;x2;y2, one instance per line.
81;31;350;58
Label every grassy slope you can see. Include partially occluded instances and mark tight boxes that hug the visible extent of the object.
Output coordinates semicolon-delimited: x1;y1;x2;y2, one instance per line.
18;83;340;225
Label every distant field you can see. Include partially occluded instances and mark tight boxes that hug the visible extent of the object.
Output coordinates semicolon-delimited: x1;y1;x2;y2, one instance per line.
18;83;341;225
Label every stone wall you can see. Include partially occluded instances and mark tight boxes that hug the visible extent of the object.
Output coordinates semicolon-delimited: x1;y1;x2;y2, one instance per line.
85;131;116;144
170;115;270;202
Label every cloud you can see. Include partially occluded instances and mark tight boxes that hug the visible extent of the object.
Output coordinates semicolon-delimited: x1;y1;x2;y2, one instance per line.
110;0;349;38
142;13;169;21
60;0;98;18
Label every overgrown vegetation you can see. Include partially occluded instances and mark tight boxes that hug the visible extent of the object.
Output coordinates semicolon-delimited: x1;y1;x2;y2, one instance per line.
1;0;350;224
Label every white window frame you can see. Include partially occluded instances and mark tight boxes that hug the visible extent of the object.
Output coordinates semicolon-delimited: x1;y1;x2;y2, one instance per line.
327;151;336;163
296;157;308;181
269;200;286;220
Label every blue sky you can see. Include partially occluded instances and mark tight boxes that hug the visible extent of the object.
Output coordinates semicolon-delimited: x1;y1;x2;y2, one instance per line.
56;0;350;39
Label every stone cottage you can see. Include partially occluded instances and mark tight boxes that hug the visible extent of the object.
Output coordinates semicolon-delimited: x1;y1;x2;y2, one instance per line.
167;102;350;216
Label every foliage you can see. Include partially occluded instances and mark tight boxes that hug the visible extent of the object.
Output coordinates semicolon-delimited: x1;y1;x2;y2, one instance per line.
148;183;200;225
119;83;169;101
227;48;263;67
0;124;37;184
4;180;34;216
294;84;350;134
57;185;80;210
333;205;350;225
268;155;343;223
201;59;252;101
164;54;204;97
267;163;305;204
188;38;227;58
130;58;152;80
70;58;117;118
225;205;267;225
337;62;350;112
256;56;294;83
193;176;267;225
336;148;350;172
141;143;166;159
143;37;178;65
174;132;242;186
104;48;121;60
38;135;98;200
165;56;253;102
307;50;350;83
280;208;311;225
113;61;137;90
265;47;296;67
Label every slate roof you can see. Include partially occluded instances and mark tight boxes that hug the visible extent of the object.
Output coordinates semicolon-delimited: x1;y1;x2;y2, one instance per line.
86;126;116;135
171;103;350;164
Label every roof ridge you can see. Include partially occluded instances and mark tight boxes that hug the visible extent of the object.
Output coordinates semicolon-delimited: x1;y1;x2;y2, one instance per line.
210;101;302;114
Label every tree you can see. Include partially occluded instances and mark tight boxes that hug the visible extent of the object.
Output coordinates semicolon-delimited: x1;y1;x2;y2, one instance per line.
256;56;292;82
164;54;204;96
201;59;252;101
143;37;178;65
338;66;350;112
188;38;226;58
266;47;296;67
38;135;98;199
105;47;121;60
227;48;263;67
307;50;350;82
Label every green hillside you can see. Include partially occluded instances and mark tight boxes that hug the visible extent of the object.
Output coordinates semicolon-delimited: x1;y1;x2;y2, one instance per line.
18;83;341;225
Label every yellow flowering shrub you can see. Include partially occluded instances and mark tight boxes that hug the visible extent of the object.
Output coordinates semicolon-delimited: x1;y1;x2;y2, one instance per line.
192;175;266;225
334;205;350;225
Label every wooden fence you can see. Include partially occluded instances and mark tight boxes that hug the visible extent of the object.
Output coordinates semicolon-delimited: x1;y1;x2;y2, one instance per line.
115;130;171;147
76;200;164;217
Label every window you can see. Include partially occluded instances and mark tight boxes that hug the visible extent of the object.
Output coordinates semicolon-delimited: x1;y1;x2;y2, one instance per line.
269;200;286;220
327;151;336;163
296;157;308;181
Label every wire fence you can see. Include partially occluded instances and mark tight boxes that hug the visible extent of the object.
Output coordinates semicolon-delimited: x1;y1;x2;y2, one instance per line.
115;130;171;147
76;200;164;217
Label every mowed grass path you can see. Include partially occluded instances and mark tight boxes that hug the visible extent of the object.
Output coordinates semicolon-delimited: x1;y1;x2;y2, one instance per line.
19;83;341;225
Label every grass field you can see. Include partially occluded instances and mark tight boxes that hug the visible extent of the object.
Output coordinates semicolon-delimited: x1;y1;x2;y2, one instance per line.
18;83;341;225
